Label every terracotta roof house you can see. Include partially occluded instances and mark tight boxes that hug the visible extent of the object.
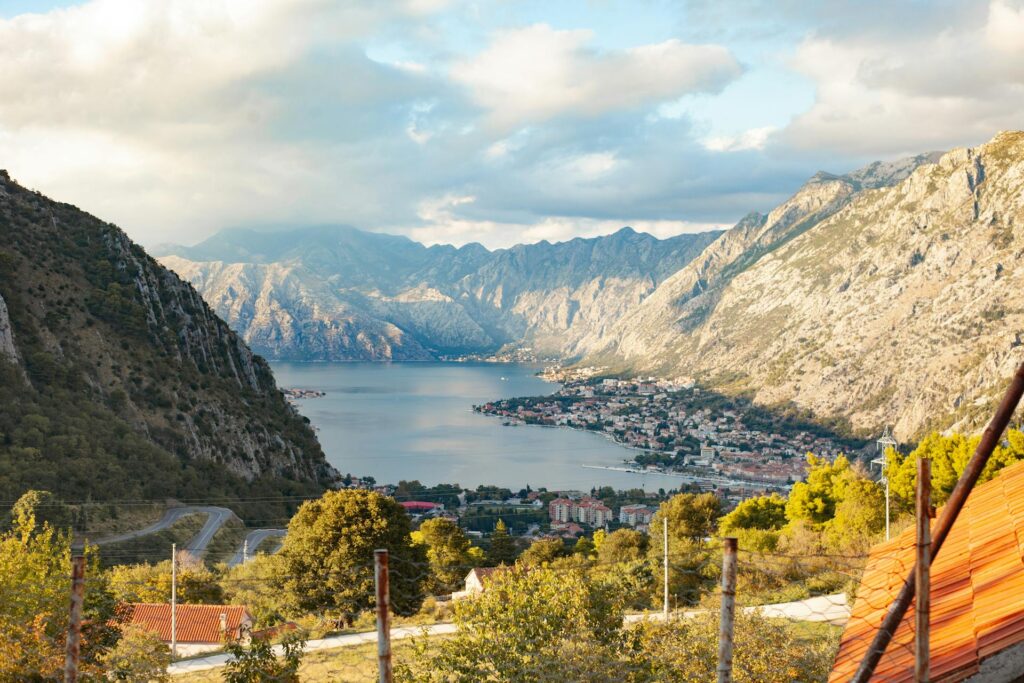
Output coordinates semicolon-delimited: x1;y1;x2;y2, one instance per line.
830;460;1024;682
116;603;253;657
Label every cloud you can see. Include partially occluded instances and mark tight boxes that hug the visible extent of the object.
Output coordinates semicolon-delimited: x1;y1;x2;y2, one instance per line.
703;126;776;152
450;23;742;129
778;0;1024;156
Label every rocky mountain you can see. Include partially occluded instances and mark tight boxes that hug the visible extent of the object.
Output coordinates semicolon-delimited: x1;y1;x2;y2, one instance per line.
588;132;1024;441
156;227;722;361
0;171;336;508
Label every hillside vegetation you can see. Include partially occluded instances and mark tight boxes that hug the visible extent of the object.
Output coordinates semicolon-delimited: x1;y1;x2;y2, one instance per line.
0;171;335;516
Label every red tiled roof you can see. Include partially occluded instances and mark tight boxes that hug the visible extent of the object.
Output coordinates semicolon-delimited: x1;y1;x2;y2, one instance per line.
830;460;1024;682
116;603;252;644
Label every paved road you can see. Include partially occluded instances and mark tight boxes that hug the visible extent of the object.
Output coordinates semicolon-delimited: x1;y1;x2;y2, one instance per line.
228;529;287;567
94;506;237;559
168;623;458;675
167;593;849;676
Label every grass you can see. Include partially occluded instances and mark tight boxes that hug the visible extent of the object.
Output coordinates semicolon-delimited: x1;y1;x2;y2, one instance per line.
204;516;249;565
172;639;420;682
98;513;206;567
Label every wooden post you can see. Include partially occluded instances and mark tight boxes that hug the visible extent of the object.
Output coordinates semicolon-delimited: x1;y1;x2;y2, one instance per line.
718;537;738;683
171;543;178;659
916;458;932;682
375;549;392;683
64;552;85;683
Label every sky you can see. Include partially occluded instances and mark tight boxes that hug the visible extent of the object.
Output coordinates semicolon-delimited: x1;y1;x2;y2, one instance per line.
0;0;1022;249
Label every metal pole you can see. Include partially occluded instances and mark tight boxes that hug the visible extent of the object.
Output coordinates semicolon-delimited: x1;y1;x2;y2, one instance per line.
916;458;932;682
718;537;738;683
885;475;891;541
375;549;392;683
663;517;669;618
242;538;248;564
64;552;85;683
853;360;1024;682
171;543;178;660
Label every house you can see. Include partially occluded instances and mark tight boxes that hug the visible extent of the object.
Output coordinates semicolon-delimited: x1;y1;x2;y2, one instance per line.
830;460;1024;682
451;567;513;600
116;603;253;657
619;504;655;528
400;501;443;513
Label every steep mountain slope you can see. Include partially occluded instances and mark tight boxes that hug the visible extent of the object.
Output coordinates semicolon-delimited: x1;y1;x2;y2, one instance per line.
0;171;336;507
157;227;721;361
591;132;1024;440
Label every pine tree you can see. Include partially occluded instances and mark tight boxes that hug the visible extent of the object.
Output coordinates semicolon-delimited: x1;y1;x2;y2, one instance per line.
487;519;517;566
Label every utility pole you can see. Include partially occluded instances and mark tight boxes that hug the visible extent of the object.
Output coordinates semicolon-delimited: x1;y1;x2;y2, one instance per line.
916;458;933;682
171;543;178;660
64;550;85;683
663;517;669;618
242;539;248;564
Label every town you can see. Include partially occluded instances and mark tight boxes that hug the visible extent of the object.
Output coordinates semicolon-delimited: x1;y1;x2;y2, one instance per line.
475;375;863;491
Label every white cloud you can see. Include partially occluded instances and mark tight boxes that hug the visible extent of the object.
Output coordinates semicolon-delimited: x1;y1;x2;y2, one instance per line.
702;126;776;152
779;0;1024;156
450;24;742;129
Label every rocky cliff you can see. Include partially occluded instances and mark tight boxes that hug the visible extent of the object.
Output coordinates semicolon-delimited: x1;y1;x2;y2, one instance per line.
157;227;721;361
0;171;336;505
590;133;1024;440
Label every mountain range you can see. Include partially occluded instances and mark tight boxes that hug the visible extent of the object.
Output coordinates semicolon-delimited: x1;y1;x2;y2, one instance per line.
155;227;721;361
157;131;1024;441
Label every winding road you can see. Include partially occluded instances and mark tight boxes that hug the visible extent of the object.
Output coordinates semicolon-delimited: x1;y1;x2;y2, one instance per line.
228;528;287;567
94;506;238;559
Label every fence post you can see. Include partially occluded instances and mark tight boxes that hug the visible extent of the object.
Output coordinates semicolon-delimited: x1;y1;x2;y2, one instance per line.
64;550;85;683
375;549;392;683
718;537;738;683
171;543;178;660
916;458;932;682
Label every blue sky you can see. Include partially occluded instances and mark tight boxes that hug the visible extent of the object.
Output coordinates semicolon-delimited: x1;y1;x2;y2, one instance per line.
0;0;1021;248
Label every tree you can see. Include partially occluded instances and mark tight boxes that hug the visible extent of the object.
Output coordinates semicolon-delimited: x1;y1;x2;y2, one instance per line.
719;494;787;535
649;493;723;605
597;529;648;565
220;554;299;626
396;566;623;682
98;625;170;682
108;561;224;605
785;454;853;525
486;519;517;566
886;430;1024;511
413;518;479;595
222;631;306;683
279;489;425;621
518;538;567;566
0;492;117;680
574;535;595;558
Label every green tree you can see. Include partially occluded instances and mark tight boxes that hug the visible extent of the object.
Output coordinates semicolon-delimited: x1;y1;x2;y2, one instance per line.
719;494;787;535
518;538;567;566
0;492;117;680
222;631;306;683
597;528;648;565
785;454;853;525
108;561;224;605
413;518;479;595
220;554;299;626
98;624;170;682
486;519;517;566
886;430;1024;511
279;489;425;622
397;566;623;682
649;493;722;605
574;535;595;558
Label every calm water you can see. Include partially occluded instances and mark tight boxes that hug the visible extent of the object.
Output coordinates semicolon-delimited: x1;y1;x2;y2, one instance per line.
270;361;685;492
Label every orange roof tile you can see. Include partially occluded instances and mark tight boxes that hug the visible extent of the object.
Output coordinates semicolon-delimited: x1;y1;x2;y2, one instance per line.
116;603;252;644
830;460;1024;682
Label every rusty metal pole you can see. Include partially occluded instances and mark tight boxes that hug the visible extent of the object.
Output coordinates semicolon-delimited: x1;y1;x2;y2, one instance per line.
916;458;932;682
375;549;392;683
64;552;85;683
853;361;1024;682
718;537;738;683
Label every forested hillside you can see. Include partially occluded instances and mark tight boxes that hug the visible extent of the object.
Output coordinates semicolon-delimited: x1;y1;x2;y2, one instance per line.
0;171;336;511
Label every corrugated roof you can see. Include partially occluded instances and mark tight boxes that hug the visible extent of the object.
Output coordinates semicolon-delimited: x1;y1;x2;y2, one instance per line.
116;603;252;644
830;460;1024;682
